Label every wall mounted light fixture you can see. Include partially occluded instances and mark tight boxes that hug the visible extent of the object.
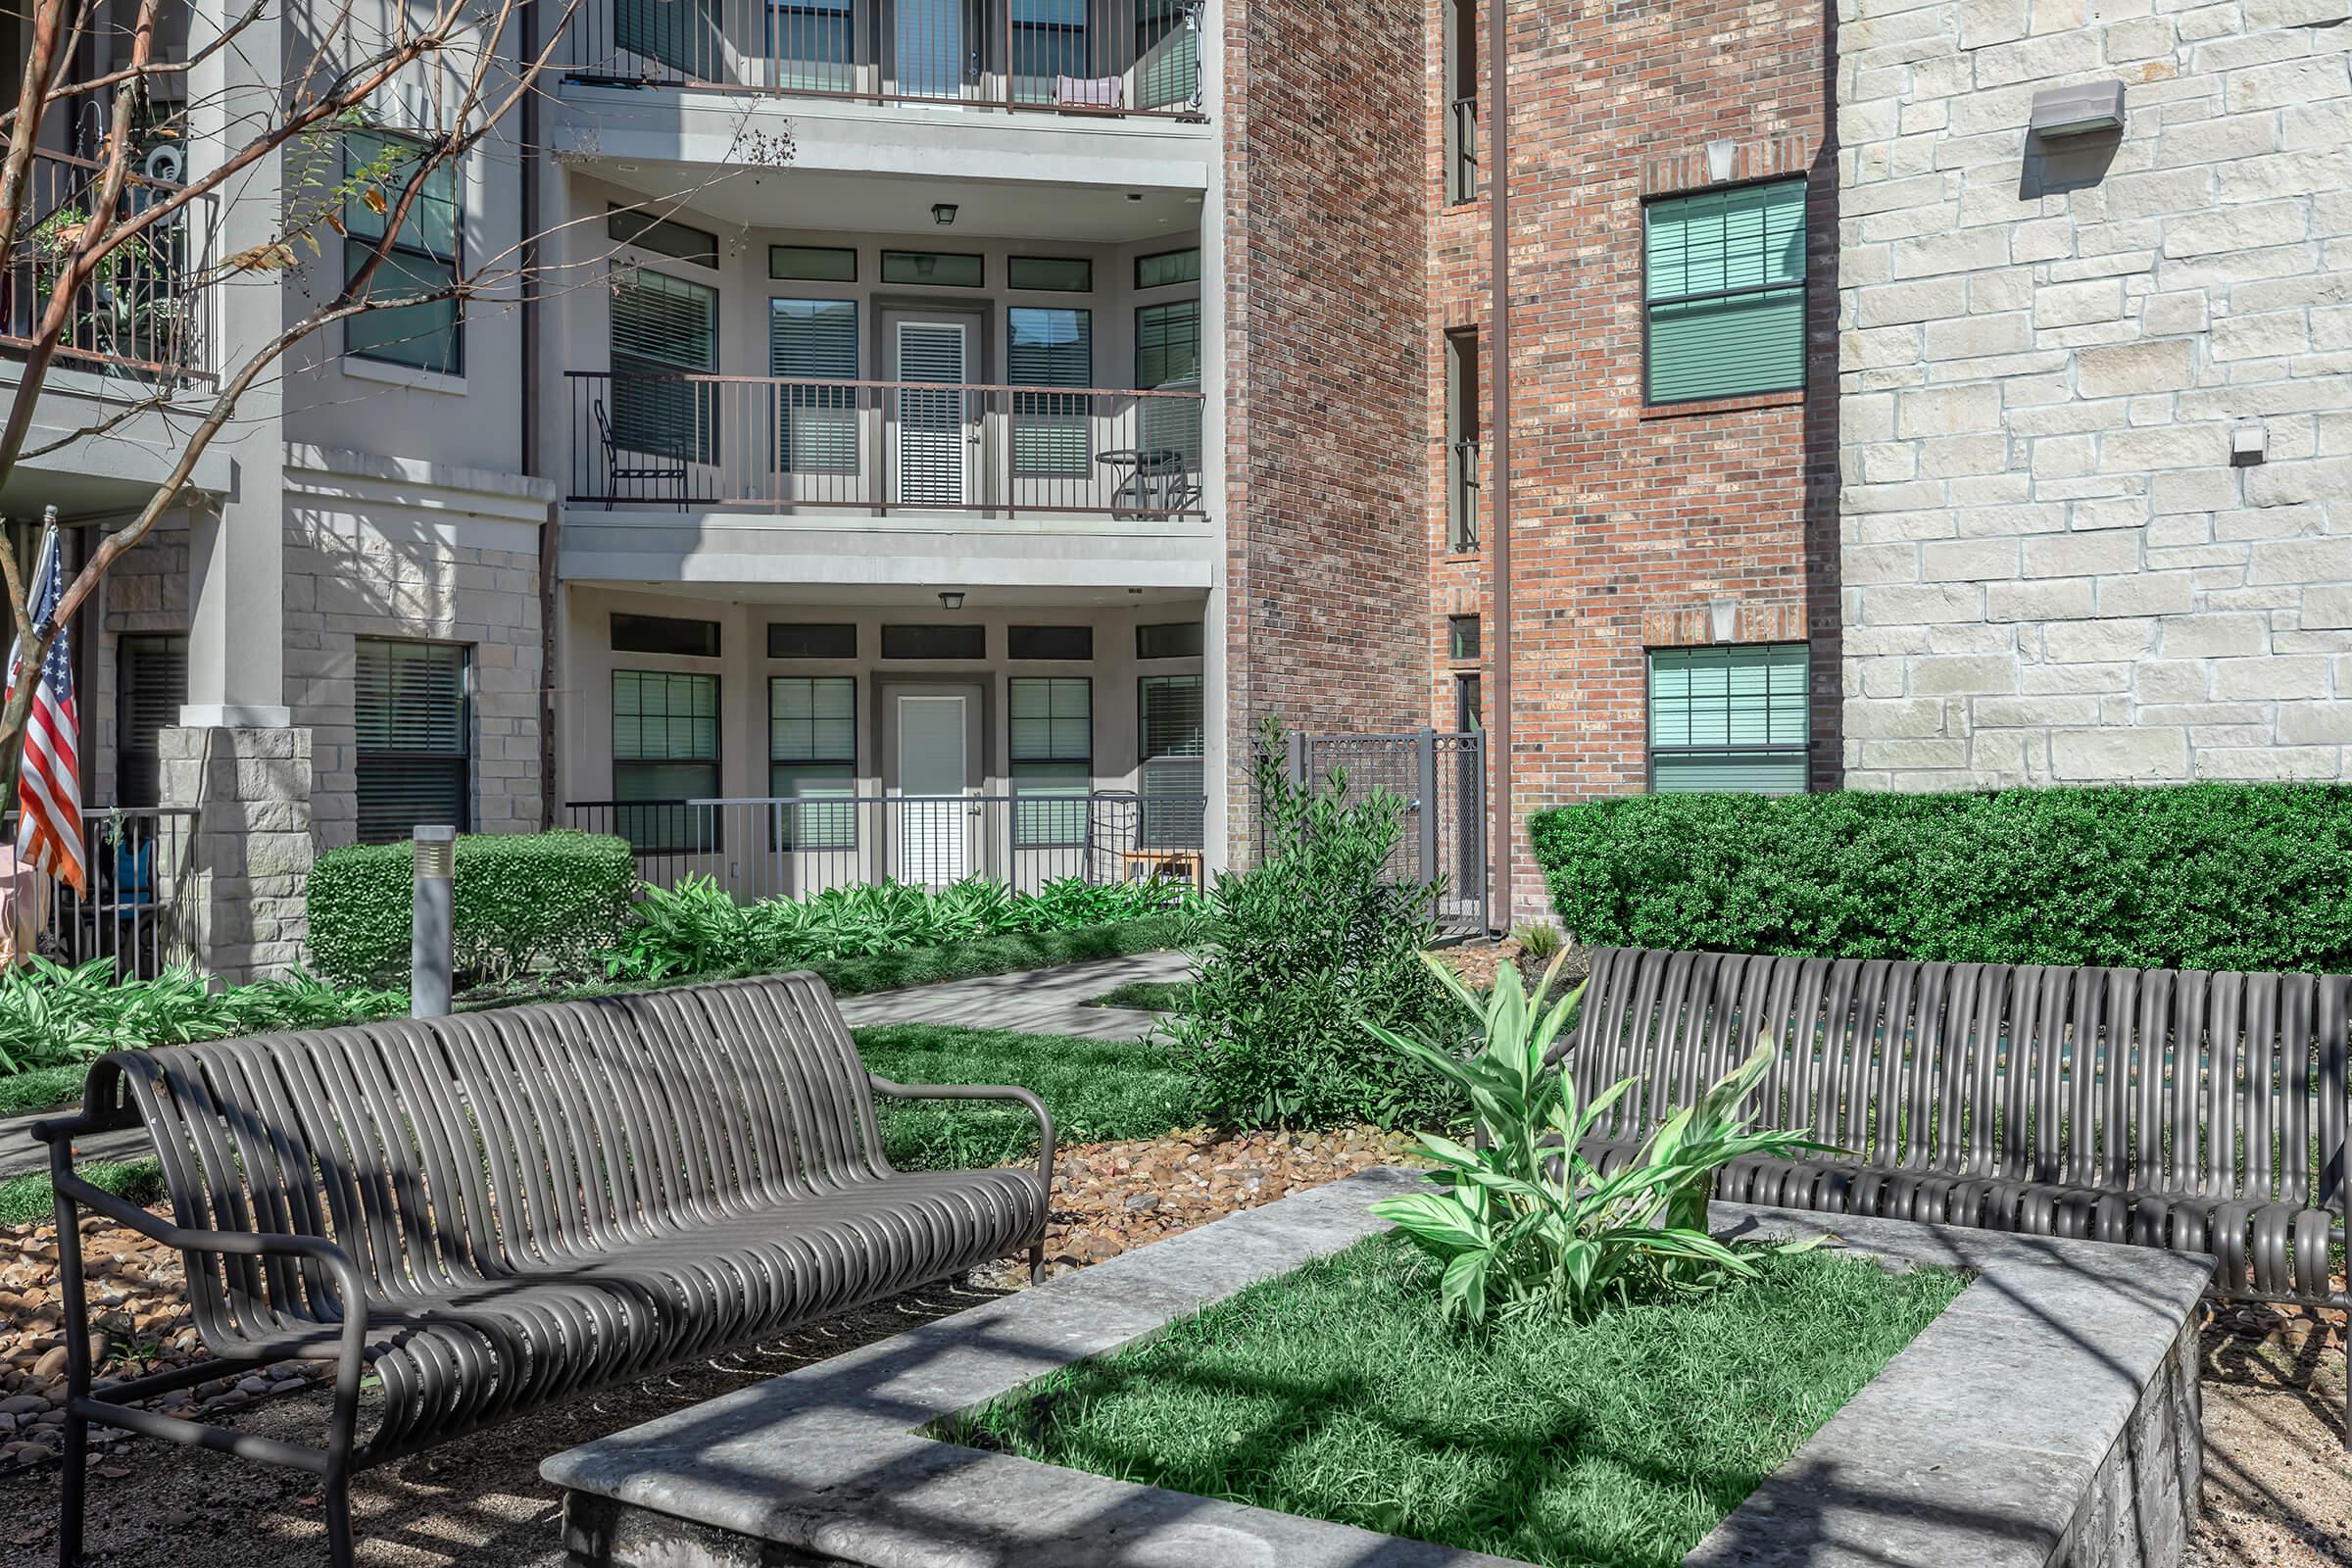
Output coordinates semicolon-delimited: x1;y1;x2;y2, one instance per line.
932;203;958;225
939;590;966;610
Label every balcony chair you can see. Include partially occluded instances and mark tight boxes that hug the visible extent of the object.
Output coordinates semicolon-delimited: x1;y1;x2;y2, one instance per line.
595;397;690;511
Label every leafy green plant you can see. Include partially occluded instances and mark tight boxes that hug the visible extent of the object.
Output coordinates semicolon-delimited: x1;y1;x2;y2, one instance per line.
308;830;637;988
1511;921;1564;960
1365;953;1822;1324
1159;717;1454;1131
605;874;1194;984
0;957;404;1073
1530;783;2352;971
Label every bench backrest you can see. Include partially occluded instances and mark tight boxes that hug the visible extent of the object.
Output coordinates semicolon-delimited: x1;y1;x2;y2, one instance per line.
81;974;883;1335
1556;947;2349;1211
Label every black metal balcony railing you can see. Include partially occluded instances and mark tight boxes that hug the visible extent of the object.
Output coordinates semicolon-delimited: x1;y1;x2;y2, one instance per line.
569;0;1205;118
3;149;213;383
570;369;1206;516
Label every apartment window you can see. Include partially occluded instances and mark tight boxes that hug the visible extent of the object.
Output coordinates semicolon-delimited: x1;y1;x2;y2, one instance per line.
1444;0;1478;203
612;268;718;465
612;612;719;659
1009;308;1092;477
882;623;986;661
1136;0;1198;111
770;0;855;90
612;670;719;850
615;0;713;75
1647;643;1809;793
1447;614;1481;662
770;676;858;850
113;634;186;806
1010;0;1087;102
1136;248;1201;290
769;622;857;659
1644;178;1807;405
881;250;983;288
1008;624;1093;661
1009;256;1092;292
770;244;857;282
1139;673;1204;849
1137;298;1202;470
1445;328;1481;552
1455;673;1483;733
1010;677;1091;847
609;206;718;268
1136;621;1202;660
343;130;461;374
354;639;470;844
771;298;859;474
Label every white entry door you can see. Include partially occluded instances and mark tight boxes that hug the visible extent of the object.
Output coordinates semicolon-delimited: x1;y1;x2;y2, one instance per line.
895;693;970;885
894;318;972;507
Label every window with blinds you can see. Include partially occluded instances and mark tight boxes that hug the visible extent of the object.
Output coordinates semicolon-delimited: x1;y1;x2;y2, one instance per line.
612;269;718;465
1139;673;1204;849
354;639;470;844
772;0;855;90
616;0;716;74
1644;179;1807;405
1010;0;1086;102
770;676;857;850
1009;307;1092;478
1647;643;1809;794
343;131;462;374
771;298;859;474
114;634;186;806
1137;0;1198;111
1135;299;1201;471
1010;677;1091;847
613;670;720;851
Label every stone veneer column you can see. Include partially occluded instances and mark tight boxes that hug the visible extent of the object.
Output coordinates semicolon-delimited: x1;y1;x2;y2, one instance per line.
158;725;314;982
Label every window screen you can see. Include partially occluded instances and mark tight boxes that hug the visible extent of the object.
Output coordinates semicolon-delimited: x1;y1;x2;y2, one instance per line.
612;670;720;850
881;623;986;661
770;676;857;850
1010;677;1091;847
1008;624;1093;661
612;268;718;464
612;612;720;659
1136;621;1202;660
1647;643;1809;794
1009;307;1092;478
771;298;859;474
768;622;857;659
114;634;186;806
355;639;470;844
1139;673;1204;849
344;131;462;373
1644;179;1807;405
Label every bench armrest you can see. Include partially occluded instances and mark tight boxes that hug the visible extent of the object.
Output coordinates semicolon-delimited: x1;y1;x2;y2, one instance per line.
866;1076;1057;1196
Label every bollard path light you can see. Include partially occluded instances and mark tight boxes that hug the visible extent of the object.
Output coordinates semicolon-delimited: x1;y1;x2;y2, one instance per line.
412;824;456;1019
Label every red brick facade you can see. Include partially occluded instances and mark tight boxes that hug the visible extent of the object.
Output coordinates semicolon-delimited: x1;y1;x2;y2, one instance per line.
1424;0;1841;922
1222;0;1433;847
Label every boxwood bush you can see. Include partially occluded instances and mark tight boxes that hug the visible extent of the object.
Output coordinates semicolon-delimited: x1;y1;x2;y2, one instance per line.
309;830;636;987
1529;782;2352;973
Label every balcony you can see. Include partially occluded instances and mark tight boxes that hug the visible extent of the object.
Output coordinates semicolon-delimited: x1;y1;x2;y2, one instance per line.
2;149;213;384
565;0;1205;119
567;370;1204;518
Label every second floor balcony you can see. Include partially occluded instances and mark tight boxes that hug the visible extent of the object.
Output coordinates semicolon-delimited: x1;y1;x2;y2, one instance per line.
567;369;1205;519
3;148;213;384
567;0;1205;119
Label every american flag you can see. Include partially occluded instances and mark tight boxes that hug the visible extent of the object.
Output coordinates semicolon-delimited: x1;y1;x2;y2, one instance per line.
7;514;85;896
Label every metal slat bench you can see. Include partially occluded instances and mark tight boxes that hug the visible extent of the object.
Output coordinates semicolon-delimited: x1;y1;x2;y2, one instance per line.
1561;945;2349;1435
31;973;1054;1567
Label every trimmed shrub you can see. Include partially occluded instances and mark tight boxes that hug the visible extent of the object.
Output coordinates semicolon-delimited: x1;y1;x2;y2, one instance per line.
309;830;636;988
1529;782;2352;972
1160;720;1456;1131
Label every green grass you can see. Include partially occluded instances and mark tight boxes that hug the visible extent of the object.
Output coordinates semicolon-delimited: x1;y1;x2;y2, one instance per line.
944;1235;1966;1568
858;1023;1200;1169
0;1062;86;1119
1087;979;1193;1013
0;1157;165;1228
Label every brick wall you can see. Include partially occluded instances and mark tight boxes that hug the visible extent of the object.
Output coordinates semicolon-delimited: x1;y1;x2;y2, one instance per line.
1223;0;1432;848
1838;0;2352;787
1426;0;1841;922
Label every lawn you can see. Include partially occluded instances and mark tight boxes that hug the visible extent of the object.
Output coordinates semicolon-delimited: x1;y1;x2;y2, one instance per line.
945;1233;1966;1568
1086;979;1192;1012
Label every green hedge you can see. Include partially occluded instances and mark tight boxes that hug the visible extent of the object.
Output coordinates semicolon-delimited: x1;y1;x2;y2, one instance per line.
309;830;635;988
1529;783;2352;972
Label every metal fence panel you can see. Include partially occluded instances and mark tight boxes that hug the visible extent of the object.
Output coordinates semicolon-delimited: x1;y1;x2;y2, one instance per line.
1265;728;1489;935
2;807;196;977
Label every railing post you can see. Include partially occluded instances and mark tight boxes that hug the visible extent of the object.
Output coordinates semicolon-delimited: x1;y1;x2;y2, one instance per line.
1286;730;1307;789
411;825;456;1018
1417;727;1441;917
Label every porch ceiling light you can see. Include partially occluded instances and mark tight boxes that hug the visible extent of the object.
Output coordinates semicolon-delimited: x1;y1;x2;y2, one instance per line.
932;203;958;225
940;590;966;610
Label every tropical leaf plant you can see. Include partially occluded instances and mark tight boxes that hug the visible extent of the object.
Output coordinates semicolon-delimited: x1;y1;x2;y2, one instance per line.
0;957;404;1073
1366;951;1827;1324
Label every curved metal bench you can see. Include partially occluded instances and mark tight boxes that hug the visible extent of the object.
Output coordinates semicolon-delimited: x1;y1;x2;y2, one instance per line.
32;972;1054;1567
1558;945;2348;1437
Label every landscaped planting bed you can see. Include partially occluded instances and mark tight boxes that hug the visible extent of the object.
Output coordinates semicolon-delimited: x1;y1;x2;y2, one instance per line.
949;1234;1965;1568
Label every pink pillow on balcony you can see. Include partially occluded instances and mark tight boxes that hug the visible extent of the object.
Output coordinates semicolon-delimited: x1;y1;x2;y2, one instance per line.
1056;74;1124;109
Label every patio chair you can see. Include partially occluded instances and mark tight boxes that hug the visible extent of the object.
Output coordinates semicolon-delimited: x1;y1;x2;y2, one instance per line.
595;397;690;511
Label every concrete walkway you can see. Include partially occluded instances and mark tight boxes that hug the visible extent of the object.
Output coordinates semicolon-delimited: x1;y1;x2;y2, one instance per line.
0;951;1194;1181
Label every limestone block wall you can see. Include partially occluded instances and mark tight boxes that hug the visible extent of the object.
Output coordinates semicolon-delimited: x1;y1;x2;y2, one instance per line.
1837;0;2352;788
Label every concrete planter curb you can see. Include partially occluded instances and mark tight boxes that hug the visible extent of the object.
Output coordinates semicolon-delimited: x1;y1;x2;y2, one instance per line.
545;1168;2209;1568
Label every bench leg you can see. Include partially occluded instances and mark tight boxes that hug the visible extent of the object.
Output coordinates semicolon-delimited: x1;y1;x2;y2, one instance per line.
325;1472;354;1568
1028;1239;1045;1286
52;1172;88;1566
56;1402;85;1567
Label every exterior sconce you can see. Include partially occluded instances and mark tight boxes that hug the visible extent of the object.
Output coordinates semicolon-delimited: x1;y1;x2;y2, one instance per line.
939;590;966;610
932;203;958;225
2029;81;2126;139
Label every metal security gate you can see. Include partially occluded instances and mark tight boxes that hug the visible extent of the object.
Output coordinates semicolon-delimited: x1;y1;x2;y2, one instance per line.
1275;728;1489;935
